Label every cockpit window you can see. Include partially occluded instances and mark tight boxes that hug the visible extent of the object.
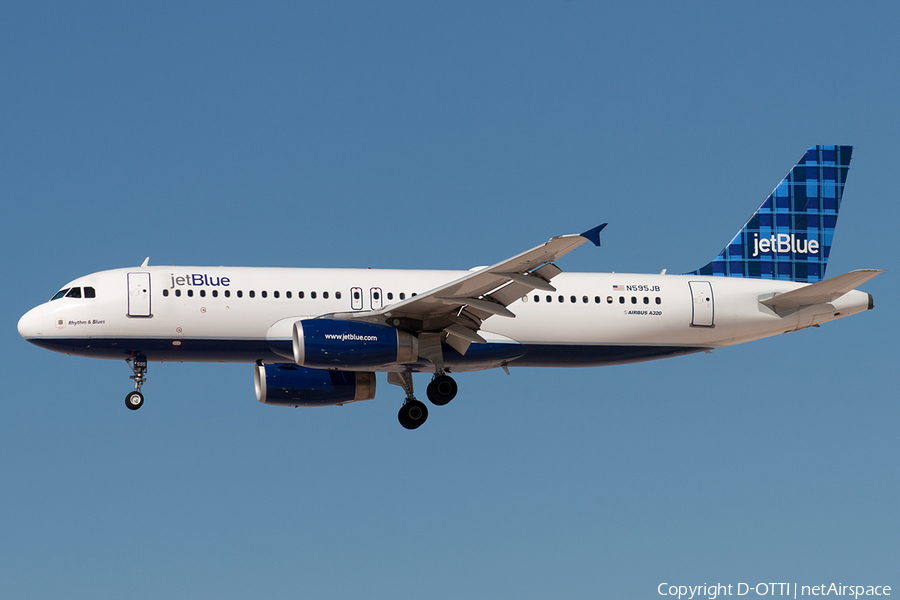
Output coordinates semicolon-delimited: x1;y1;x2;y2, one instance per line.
50;286;96;300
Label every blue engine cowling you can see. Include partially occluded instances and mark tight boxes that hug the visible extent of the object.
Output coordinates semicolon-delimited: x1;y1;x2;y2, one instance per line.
254;363;376;407
293;319;418;369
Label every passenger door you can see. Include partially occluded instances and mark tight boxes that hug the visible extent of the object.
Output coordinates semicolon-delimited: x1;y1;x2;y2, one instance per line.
127;272;152;317
688;281;714;327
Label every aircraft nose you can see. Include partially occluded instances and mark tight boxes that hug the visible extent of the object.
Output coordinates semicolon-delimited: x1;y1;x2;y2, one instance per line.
18;306;43;339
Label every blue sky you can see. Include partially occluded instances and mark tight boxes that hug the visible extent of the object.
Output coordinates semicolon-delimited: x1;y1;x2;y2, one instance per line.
2;2;898;598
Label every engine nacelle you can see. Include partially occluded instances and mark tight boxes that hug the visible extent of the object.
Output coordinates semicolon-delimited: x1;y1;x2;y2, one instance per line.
293;319;418;369
254;363;376;407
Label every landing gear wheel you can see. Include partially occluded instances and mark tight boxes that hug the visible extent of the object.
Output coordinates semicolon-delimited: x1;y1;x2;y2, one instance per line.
398;399;428;430
426;375;458;406
125;391;144;410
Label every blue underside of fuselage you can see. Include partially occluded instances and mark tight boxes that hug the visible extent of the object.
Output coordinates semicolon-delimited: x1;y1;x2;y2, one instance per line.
25;337;709;368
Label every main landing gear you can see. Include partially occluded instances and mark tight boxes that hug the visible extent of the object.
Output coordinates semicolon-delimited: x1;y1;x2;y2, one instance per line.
388;372;459;430
125;356;147;410
426;374;458;406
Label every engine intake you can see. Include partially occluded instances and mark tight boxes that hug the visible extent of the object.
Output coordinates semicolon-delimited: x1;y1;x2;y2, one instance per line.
255;363;376;407
293;319;418;369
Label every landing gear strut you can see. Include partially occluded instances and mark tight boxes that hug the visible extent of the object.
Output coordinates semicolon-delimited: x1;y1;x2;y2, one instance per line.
388;372;428;430
125;356;147;410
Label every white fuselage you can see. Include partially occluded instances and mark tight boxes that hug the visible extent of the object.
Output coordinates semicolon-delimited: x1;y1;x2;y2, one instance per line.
17;266;872;372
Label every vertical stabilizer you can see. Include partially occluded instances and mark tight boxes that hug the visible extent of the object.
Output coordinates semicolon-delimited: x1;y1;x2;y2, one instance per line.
690;145;852;283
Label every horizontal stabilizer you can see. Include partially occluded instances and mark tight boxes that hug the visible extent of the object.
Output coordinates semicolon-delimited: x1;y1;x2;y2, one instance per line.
760;269;883;309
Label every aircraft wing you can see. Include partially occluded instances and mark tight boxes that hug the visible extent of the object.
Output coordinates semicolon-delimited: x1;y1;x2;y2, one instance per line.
760;269;883;309
334;224;607;355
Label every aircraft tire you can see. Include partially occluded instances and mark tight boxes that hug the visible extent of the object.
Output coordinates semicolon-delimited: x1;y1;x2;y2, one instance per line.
398;400;428;429
426;375;458;406
125;391;144;410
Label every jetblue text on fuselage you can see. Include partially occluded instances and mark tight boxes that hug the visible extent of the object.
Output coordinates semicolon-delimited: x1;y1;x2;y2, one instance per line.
751;234;820;257
169;274;231;288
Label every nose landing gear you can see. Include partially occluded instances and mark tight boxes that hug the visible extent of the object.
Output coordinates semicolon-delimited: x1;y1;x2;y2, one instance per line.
125;356;147;410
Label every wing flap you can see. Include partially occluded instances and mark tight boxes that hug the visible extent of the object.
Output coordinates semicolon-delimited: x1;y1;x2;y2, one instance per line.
487;280;534;307
444;323;487;344
436;297;516;318
502;272;556;292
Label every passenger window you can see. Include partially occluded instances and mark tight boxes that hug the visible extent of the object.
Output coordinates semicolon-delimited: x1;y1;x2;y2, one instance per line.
84;287;96;298
631;297;637;304
558;295;564;303
286;291;292;299
546;295;552;303
323;291;329;299
412;293;417;297
534;295;540;302
200;290;206;298
619;297;625;304
643;297;649;304
66;288;82;298
607;296;613;304
261;291;267;298
225;290;231;298
237;290;243;298
594;296;600;303
249;291;256;298
187;289;194;297
336;291;342;300
583;296;588;303
51;289;69;301
212;290;218;298
400;293;406;300
570;296;576;303
274;291;279;299
311;291;317;299
387;292;394;300
175;289;182;297
656;297;661;305
163;289;169;297
354;290;360;300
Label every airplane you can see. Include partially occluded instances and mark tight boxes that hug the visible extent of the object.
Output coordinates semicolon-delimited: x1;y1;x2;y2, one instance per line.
18;145;882;429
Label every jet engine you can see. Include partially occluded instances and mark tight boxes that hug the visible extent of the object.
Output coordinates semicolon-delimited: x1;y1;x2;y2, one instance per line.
254;363;376;407
293;319;418;369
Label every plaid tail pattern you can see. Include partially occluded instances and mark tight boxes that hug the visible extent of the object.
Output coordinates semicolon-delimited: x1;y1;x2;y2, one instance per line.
690;145;852;283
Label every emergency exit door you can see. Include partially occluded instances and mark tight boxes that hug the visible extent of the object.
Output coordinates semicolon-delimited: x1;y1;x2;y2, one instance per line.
370;287;383;310
127;272;152;317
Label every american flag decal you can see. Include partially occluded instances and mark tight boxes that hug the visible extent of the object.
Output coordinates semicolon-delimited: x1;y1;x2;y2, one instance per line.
612;285;624;291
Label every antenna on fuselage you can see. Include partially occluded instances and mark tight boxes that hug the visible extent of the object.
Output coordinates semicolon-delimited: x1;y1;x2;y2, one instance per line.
141;257;149;267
